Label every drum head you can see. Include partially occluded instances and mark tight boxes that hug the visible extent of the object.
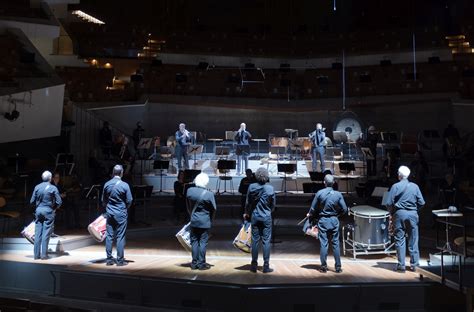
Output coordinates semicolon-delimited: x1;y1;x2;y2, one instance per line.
351;205;389;217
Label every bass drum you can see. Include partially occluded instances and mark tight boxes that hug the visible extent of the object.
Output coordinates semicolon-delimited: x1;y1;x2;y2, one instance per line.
350;205;390;248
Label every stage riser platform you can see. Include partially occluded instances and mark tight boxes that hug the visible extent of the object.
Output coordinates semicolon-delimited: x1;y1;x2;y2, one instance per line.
53;271;458;312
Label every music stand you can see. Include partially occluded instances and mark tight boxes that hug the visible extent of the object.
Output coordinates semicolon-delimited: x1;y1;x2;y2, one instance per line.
309;171;325;182
7;155;26;174
215;146;230;159
153;160;170;193
216;159;236;194
269;146;286;161
137;137;153;159
131;185;153;226
360;147;374;177
339;162;356;195
225;131;236;141
184;169;201;184
188;144;203;169
84;184;101;223
277;163;297;193
303;182;325;194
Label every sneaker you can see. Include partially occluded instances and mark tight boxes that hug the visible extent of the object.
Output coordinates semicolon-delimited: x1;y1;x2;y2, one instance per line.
191;264;199;270
319;266;328;273
395;265;406;273
250;264;257;273
116;261;128;267
199;263;211;270
335;267;343;273
262;267;274;273
410;265;418;272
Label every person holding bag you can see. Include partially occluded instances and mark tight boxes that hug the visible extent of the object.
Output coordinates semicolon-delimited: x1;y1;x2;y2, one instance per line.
306;174;347;273
243;167;275;273
102;165;133;266
186;173;216;270
30;171;62;260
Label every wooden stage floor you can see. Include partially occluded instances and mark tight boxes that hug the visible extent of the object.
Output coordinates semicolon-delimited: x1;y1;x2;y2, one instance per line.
0;234;424;286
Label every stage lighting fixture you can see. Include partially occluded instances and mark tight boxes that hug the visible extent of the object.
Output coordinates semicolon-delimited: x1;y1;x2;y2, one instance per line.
4;109;20;121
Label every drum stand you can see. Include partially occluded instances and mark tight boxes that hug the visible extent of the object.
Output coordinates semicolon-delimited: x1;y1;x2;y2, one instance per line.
342;224;396;259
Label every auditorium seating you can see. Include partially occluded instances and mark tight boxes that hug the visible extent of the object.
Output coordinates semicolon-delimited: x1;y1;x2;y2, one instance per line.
0;33;48;89
138;61;463;100
56;66;121;102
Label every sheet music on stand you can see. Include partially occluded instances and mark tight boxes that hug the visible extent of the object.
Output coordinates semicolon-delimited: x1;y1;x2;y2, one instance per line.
361;147;375;160
372;187;389;197
137;138;153;150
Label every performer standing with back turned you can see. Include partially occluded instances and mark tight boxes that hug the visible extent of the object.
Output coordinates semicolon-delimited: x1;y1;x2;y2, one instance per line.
385;165;425;272
235;122;252;175
309;123;326;172
102;165;133;266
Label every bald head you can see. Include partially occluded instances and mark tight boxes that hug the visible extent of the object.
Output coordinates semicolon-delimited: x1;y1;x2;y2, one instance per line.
113;164;124;177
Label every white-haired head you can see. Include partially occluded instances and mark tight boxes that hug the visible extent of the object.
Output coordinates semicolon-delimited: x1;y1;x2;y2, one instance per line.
112;164;124;177
42;170;52;182
316;123;322;129
398;166;411;179
194;172;209;188
179;123;186;131
240;123;246;130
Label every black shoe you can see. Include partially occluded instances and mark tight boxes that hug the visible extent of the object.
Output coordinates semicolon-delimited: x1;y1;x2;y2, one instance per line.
250;264;257;273
199;263;211;270
40;256;51;260
263;267;274;273
335;267;343;273
410;265;418;272
319;266;328;273
191;264;199;270
116;261;128;267
106;260;115;266
395;266;406;273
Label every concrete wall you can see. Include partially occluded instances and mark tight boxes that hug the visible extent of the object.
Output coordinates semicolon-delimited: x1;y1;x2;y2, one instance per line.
87;93;458;142
0;84;65;143
159;48;452;69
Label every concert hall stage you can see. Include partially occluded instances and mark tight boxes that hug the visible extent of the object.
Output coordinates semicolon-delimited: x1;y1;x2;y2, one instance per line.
0;224;465;312
138;158;366;194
